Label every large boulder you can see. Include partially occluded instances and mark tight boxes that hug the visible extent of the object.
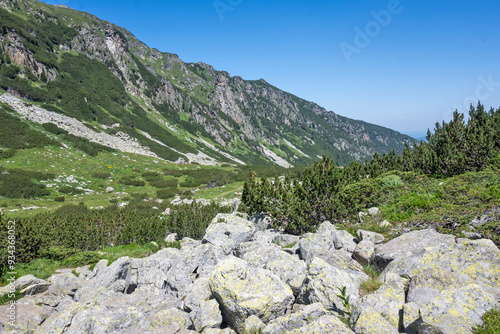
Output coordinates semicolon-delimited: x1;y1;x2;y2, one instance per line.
92;256;132;288
209;256;294;333
351;273;407;332
372;228;455;271
261;303;328;334
403;284;499;334
203;213;256;255
297;257;368;311
190;299;223;332
287;314;354;333
0;304;52;333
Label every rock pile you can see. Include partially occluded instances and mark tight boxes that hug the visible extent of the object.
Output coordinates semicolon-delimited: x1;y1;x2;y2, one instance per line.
1;213;499;333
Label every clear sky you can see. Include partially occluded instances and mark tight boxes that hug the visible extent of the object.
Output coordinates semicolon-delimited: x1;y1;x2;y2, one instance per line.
42;0;500;139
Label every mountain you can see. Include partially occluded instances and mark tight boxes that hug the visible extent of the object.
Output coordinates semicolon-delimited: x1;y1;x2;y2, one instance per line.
0;0;413;167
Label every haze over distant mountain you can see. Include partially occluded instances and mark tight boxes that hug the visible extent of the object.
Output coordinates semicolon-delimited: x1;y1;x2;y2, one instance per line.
0;0;413;167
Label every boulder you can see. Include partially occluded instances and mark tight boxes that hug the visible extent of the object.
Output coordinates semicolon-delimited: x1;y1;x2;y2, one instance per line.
252;230;281;243
356;229;385;244
351;273;407;332
148;307;192;330
209;256;294;333
352;239;375;266
287;314;354;333
190;299;223;332
403;284;499;334
262;303;328;334
368;207;380;216
184;277;212;312
203;213;256;255
297;257;368;311
244;315;265;333
47;273;86;297
92;256;131;288
372;229;455;271
0;304;52;333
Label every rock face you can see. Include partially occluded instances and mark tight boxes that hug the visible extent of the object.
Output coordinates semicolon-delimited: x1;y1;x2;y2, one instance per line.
0;218;498;334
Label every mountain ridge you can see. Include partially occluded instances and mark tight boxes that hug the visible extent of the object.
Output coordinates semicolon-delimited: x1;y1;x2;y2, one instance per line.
0;0;414;167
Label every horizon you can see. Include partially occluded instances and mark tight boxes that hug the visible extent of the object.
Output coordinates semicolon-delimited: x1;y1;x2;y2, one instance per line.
42;0;500;139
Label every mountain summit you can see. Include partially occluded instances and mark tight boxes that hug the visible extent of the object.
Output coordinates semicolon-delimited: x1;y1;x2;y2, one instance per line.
0;0;413;166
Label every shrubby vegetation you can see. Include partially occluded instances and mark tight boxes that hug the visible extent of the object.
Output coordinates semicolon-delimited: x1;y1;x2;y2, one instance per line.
241;104;500;235
0;200;231;277
0;167;53;198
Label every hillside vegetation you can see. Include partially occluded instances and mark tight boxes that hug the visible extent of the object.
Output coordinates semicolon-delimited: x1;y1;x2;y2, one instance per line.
241;103;500;244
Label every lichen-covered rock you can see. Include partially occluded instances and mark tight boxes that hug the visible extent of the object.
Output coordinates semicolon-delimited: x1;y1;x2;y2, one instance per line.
148;307;192;330
403;284;499;334
92;256;131;288
353;307;399;334
34;302;92;334
244;315;265;333
288;314;355;334
297;257;368;311
209;256;294;333
0;275;49;297
352;239;375;265
380;239;500;294
47;273;86;297
127;247;181;294
352;273;407;331
262;303;328;334
372;228;455;271
191;299;223;332
266;257;307;296
203;214;256;255
184;277;212;312
356;229;385;244
0;304;52;333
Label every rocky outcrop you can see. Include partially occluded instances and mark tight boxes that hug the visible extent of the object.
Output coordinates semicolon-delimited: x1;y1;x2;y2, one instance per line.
0;216;498;334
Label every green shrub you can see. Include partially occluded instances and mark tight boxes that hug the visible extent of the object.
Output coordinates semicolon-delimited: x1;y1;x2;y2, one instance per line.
157;188;178;199
58;186;84;195
39;246;78;260
54;196;65;202
92;172;111;179
64;251;103;268
473;308;500;334
150;179;178;188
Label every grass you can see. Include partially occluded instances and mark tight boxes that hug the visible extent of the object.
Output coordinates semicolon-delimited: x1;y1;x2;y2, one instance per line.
473;308;500;334
359;264;383;297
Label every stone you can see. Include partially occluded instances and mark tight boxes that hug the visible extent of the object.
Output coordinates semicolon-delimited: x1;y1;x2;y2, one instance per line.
287;314;355;333
191;299;223;332
372;228;455;271
47;273;85;297
244;315;265;333
379;220;392;228
368;207;380;216
165;232;178;242
356;229;385;244
93;256;131;288
209;256;294;333
353;307;399;334
403;284;499;334
352;273;407;331
203;213;256;255
262;303;328;334
297;257;368;311
106;186;115;192
148;307;192;330
0;304;52;333
358;211;368;223
352;239;375;266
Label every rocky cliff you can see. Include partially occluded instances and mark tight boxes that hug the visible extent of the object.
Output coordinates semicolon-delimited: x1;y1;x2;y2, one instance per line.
0;0;413;166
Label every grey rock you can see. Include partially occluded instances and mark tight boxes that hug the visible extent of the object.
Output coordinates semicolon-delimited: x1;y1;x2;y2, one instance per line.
368;207;380;216
47;273;85;297
165;233;178;243
0;304;52;333
203;213;256;255
191;299;223;332
148;307;192;330
352;239;375;266
297;257;368;311
209;256;294;333
251;229;281;243
352;273;407;331
20;282;51;296
184;277;212;312
287;314;354;333
461;231;483;239
92;256;131;288
357;229;385;244
262;302;328;334
244;315;265;333
372;229;455;271
379;220;392;228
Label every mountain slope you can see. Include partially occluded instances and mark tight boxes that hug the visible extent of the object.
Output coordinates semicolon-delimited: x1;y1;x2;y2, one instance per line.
0;0;413;166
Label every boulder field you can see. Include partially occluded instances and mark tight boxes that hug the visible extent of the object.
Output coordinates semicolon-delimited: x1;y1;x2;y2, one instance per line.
1;213;499;333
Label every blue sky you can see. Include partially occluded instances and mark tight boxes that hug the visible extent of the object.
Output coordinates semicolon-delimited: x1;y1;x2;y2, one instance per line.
43;0;500;139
